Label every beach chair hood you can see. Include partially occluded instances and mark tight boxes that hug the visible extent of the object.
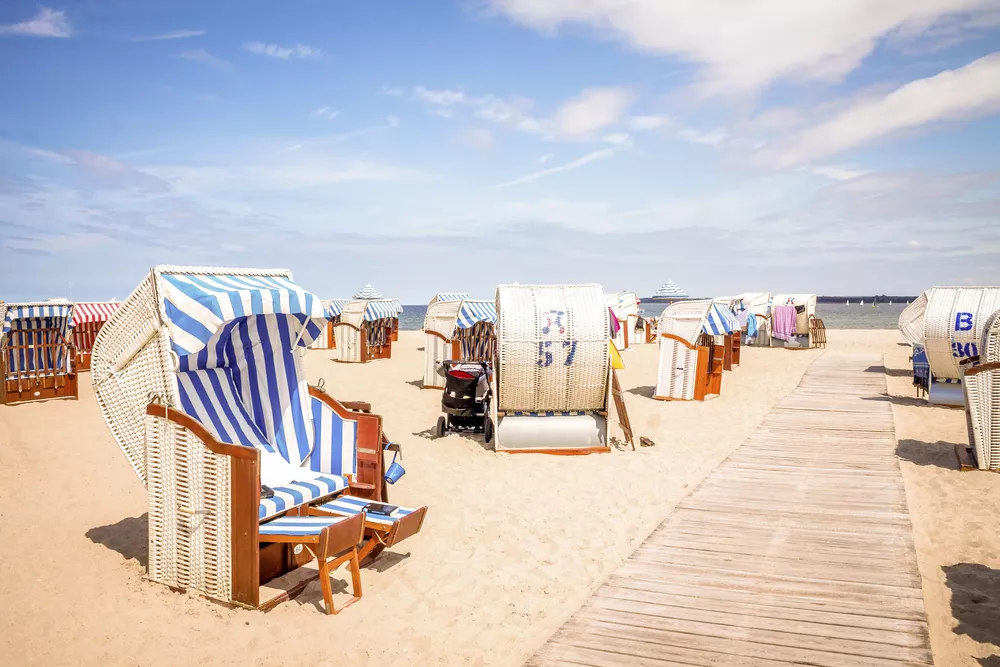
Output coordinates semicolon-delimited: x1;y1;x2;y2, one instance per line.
91;266;328;485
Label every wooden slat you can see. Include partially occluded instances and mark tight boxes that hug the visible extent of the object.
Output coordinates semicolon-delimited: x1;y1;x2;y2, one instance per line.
527;353;932;666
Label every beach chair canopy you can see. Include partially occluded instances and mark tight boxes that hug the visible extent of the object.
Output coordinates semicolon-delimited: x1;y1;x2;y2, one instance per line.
496;284;609;413
705;303;740;336
325;298;350;319
658;300;739;346
772;294;817;314
433;293;469;303
923;286;1000;380
72;302;119;326
735;292;772;317
898;291;929;346
456;300;497;329
92;267;353;496
1;303;74;340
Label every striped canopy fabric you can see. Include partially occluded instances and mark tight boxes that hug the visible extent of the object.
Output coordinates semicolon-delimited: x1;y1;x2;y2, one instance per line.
158;272;327;357
436;293;469;303
456;300;497;329
703;303;740;336
2;304;74;337
363;299;402;322
72;302;119;325
326;299;350;319
352;284;383;299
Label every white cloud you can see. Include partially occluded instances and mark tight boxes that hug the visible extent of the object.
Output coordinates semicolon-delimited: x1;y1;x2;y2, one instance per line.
414;86;466;106
628;115;670;131
763;53;1000;168
244;42;321;59
678;127;728;146
309;106;340;121
0;7;72;37
538;153;555;164
552;87;632;139
810;165;868;181
382;85;405;96
602;132;634;147
909;239;922;248
487;0;993;96
132;29;206;41
493;148;617;188
178;49;232;70
460;128;494;149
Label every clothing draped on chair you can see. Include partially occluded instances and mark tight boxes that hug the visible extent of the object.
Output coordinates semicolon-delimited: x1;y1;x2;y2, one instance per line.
771;305;797;341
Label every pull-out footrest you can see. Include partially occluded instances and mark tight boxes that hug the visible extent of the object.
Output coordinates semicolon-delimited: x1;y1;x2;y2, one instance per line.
258;514;365;615
309;495;427;562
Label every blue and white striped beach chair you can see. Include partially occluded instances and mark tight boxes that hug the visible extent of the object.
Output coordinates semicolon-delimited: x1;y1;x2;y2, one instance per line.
0;302;78;404
91;266;425;612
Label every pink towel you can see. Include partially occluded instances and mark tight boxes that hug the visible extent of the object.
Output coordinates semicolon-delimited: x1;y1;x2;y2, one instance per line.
772;305;797;341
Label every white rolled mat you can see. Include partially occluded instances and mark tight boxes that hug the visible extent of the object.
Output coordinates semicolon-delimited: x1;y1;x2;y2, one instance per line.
496;414;606;451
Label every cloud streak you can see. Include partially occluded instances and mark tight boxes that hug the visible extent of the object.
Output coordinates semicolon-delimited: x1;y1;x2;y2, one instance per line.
762;53;1000;168
178;49;232;70
492;148;616;188
244;42;321;59
0;7;72;38
132;29;206;41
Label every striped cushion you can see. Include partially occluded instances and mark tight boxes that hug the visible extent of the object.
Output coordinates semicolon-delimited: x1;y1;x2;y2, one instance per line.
260;474;348;520
308;396;357;476
315;495;417;527
259;515;351;537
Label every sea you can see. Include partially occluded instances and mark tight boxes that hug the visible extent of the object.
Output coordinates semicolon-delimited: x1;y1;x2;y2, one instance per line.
397;301;908;331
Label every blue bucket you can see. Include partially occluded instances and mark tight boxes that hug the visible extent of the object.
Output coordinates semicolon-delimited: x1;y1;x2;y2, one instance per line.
385;451;405;484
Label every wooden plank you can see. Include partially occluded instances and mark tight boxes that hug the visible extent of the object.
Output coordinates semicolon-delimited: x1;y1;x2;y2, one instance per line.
527;353;932;667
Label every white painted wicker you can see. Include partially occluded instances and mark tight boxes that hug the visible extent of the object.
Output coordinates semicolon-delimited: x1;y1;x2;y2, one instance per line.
655;336;699;400
923;287;1000;381
898;291;928;347
962;310;1000;470
91;265;295;603
496;284;609;413
657;299;713;347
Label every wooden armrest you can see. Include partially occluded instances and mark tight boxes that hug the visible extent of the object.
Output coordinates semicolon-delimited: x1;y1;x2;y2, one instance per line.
959;355;980;366
965;361;1000;377
146;403;258;461
341;400;372;413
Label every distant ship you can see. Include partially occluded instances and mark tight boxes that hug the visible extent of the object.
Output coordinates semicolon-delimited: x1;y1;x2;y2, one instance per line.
643;280;690;303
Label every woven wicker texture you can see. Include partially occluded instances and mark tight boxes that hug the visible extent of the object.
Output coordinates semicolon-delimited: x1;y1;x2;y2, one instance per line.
655;337;699;400
145;412;232;599
424;300;463;338
496;284;609;412
657;299;714;347
962;311;1000;469
898;291;929;346
924;287;1000;380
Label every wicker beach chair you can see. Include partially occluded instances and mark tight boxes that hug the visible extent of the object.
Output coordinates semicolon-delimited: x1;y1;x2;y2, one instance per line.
0;302;78;404
962;310;1000;470
91;266;426;611
654;300;732;401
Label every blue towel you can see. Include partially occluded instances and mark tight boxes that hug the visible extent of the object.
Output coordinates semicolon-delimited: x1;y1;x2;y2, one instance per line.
746;313;758;338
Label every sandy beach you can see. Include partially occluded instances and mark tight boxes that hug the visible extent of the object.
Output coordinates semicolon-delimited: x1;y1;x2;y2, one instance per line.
1;329;998;666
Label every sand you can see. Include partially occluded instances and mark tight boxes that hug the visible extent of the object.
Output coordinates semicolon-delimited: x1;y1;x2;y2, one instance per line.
0;330;997;666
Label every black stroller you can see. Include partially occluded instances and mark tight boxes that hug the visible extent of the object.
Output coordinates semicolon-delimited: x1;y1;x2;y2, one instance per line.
435;360;493;442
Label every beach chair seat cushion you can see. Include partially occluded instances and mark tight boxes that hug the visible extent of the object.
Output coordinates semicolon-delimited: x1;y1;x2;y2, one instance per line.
314;495;419;527
260;473;348;520
258;515;353;537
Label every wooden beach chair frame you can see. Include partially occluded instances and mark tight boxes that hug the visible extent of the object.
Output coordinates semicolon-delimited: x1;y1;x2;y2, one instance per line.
654;300;727;402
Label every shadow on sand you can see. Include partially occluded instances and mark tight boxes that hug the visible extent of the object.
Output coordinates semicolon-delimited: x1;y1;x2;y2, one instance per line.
944;563;1000;654
87;514;149;568
626;385;656;399
895;439;962;470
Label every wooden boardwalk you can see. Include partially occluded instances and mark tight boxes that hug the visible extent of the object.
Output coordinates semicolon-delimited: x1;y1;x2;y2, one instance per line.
528;353;932;667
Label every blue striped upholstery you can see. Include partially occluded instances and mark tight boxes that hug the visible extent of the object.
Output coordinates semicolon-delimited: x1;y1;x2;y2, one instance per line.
327;299;350;318
315;495;417;526
704;304;739;336
174;364;350;521
2;304;74;335
363;300;400;321
309;396;357;476
3;316;73;375
436;293;469;302
456;300;496;329
258;515;351;537
260;475;347;520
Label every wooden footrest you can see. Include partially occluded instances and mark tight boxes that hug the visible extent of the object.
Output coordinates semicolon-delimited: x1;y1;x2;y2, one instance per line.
258;514;365;614
309;495;428;561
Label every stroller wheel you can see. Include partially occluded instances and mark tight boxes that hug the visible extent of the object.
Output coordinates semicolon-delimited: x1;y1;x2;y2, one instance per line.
436;416;446;437
484;416;494;444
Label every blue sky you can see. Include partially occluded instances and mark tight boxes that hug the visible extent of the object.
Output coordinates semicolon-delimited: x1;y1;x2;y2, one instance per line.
1;1;999;302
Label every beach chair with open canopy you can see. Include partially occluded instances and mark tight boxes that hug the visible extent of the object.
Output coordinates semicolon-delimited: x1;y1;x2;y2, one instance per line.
91;266;426;612
962;310;1000;470
0;302;78;404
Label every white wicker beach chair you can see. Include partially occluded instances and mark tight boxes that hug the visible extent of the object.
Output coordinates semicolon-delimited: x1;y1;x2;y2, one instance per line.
962;310;1000;470
423;295;496;389
332;294;401;363
493;284;610;453
90;266;426;611
654;300;734;401
1;302;78;404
